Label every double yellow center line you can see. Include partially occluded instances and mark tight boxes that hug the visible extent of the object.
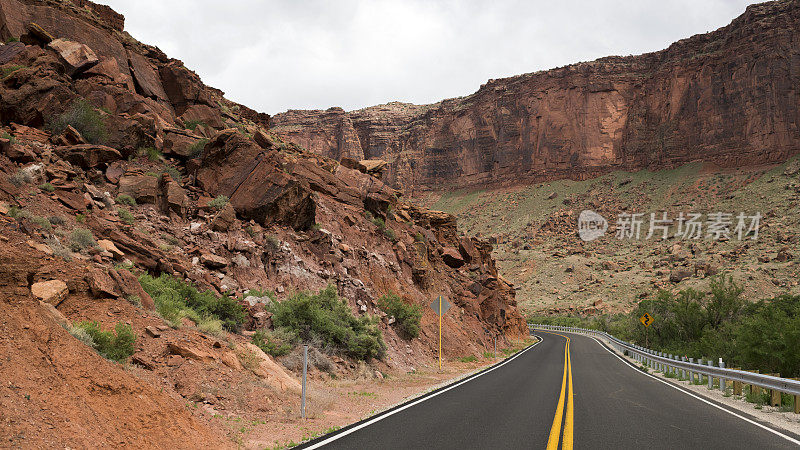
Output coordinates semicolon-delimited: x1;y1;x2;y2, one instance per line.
542;331;574;450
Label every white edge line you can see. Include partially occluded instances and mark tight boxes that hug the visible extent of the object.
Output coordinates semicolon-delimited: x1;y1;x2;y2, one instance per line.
586;333;800;446
303;336;544;449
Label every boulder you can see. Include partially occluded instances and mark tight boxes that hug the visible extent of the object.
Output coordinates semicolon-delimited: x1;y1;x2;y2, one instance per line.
0;42;25;65
86;268;120;298
240;343;302;393
167;342;216;363
127;50;168;101
211;202;237;231
197;131;316;231
221;351;242;370
96;239;122;257
56;144;122;169
108;268;155;310
162;128;204;157
31;280;68;305
26;240;53;255
47;38;99;76
179;104;225;130
83;56;135;91
669;269;693;283
442;247;465;268
200;253;228;269
1;139;36;162
118;175;159;204
159;174;189;217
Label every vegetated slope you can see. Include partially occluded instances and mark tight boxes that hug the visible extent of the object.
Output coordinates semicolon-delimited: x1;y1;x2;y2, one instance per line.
271;0;800;192
0;233;231;449
420;157;800;316
0;0;527;446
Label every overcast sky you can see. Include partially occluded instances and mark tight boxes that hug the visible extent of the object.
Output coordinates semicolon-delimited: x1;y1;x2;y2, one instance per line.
103;0;756;115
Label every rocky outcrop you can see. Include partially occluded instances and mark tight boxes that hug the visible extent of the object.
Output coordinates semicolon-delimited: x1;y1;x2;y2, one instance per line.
272;1;800;192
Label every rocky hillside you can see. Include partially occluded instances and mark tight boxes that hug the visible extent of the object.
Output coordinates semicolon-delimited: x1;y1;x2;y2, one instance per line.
271;0;800;192
0;1;526;446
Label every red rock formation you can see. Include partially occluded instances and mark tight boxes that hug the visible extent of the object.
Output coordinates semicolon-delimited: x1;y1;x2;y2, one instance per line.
272;1;800;192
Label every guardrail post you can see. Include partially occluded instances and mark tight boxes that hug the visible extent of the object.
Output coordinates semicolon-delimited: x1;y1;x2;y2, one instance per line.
768;374;781;406
681;356;687;379
669;355;675;375
719;359;726;392
733;369;743;395
688;358;695;383
707;360;714;389
793;378;800;414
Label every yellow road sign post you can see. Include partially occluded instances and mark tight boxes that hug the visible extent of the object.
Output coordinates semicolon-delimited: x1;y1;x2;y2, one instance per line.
639;313;653;347
430;295;450;371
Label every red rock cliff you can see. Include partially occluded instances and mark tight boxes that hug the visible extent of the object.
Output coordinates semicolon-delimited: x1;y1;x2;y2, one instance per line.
271;0;800;192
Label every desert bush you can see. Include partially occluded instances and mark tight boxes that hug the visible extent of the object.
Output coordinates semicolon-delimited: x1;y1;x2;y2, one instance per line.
138;273;246;332
270;285;386;360
9;169;33;187
116;194;136;206
69;227;96;251
458;355;478;363
117;208;135;225
371;216;386;230
377;292;422;339
252;328;297;357
5;37;19;43
48;215;65;225
187;138;209;158
184;119;206;131
1;64;25;79
69;326;95;348
39;183;55;192
45;237;71;261
137;146;162;162
31;216;52;233
162;165;182;182
75;213;86;223
209;195;229;210
47;98;107;144
383;228;397;242
71;321;136;362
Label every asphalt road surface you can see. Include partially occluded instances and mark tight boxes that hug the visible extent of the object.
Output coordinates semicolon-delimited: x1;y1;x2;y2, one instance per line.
302;331;800;449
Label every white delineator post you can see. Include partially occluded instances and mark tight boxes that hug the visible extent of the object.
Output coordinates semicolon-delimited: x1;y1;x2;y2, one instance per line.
301;344;308;419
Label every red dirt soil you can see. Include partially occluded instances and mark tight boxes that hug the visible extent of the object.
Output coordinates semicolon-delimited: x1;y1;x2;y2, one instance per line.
0;227;232;449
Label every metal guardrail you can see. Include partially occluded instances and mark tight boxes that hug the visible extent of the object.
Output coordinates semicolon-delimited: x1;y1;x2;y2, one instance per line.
531;324;800;397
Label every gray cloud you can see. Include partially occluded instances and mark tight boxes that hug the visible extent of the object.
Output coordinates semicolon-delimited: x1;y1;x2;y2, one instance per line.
103;0;756;114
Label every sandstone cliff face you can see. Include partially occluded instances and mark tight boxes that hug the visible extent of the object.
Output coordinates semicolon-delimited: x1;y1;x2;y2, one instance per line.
271;0;800;192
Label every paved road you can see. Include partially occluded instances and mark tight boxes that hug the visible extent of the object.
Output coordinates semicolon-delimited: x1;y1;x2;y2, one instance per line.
303;331;800;449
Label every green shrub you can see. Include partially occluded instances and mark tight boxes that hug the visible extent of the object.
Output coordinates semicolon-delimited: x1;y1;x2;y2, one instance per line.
187;138;209;158
47;215;65;225
137;146;162;162
252;328;297;357
458;355;477;363
138;273;246;332
271;285;386;360
184;119;206;131
39;182;55;192
47;98;107;144
69;227;96;252
31;216;52;233
117;208;135;225
5;37;19;43
7;206;23;218
377;292;422;339
45;237;71;261
71;321;136;362
75;213;86;223
371;216;386;230
209;195;229;210
116;194;136;206
162;165;181;182
383;228;397;242
1;64;25;79
9;169;33;187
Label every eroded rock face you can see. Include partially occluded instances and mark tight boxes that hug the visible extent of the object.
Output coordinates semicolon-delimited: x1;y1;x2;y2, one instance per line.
272;1;800;192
